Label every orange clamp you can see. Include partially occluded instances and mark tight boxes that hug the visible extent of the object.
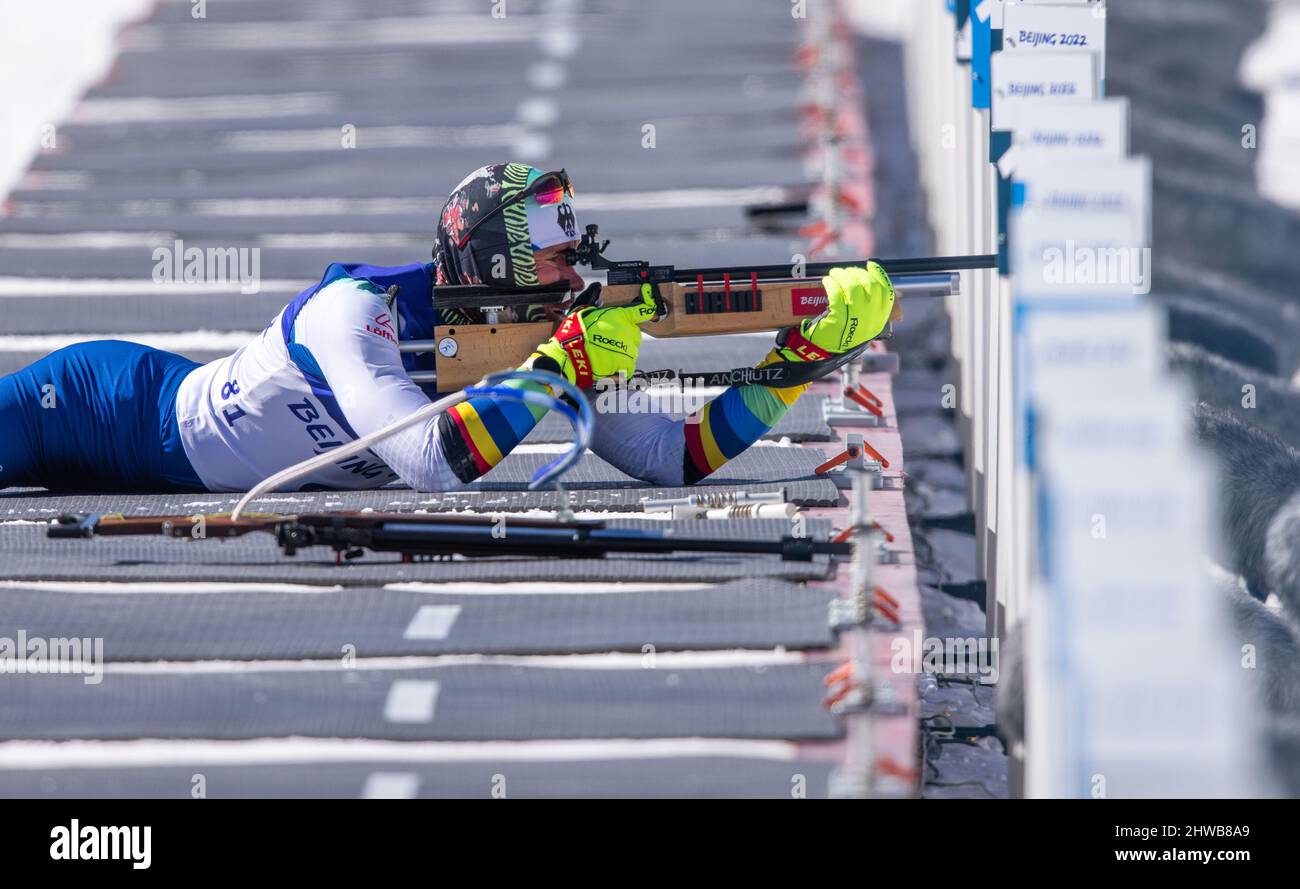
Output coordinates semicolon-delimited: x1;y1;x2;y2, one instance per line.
807;230;837;259
873;600;901;625
815;445;859;476
874;586;900;610
843;386;884;417
855;384;883;408
859;439;890;469
876;756;918;783
832;521;895;544
822;662;860;710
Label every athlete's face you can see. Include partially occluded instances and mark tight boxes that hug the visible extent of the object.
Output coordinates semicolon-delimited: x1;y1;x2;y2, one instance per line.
533;241;584;290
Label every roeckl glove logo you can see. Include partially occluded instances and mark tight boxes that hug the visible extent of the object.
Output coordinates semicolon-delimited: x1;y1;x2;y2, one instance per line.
591;333;628;352
841;317;858;349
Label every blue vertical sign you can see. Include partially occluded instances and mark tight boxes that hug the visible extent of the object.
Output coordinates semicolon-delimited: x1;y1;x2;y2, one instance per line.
972;2;992;108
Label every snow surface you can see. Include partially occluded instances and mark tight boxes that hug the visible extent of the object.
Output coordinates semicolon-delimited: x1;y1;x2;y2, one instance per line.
0;0;154;202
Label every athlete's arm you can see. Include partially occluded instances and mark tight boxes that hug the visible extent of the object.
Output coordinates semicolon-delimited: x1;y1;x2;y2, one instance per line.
291;279;471;491
437;282;659;485
590;264;896;485
587;360;808;486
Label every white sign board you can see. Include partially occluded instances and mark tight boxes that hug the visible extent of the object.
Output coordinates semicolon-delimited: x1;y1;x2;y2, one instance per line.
1013;157;1151;244
1010;206;1150;297
991;51;1100;129
1021;305;1164;390
996;98;1130;174
1002;2;1107;85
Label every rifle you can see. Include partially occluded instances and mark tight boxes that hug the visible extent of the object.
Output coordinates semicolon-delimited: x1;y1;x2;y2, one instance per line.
405;224;997;391
48;511;851;563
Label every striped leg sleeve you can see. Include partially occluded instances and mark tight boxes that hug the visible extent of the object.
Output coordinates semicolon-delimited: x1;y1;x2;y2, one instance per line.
681;348;810;484
435;378;551;484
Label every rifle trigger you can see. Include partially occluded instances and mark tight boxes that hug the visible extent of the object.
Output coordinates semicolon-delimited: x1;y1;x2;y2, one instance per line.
647;280;668;320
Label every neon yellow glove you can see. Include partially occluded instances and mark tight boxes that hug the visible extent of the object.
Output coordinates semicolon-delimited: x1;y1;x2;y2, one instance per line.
526;283;659;389
777;262;895;362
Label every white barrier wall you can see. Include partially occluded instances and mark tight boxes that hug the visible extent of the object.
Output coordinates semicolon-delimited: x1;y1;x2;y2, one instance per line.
899;0;1264;797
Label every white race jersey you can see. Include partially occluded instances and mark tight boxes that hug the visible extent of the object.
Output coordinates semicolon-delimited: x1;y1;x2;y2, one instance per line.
174;276;461;492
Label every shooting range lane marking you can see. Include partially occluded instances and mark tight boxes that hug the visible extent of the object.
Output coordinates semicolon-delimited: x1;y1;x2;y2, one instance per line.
71;92;341;124
402;605;463;641
0;757;834;799
516;98;559;128
0;580;344;595
92;650;809;675
528;60;567;90
361;770;423;798
0;737;806;770
6;187;792;218
221;124;527;153
361;771;422;799
0;278;302;297
0;232;421;250
0;660;838;743
506;0;581;161
0;579;705;596
0;232;180;249
122;16;540;53
258;233;426;249
384;581;705;595
0;578;834;661
383;680;441;724
0;331;256;354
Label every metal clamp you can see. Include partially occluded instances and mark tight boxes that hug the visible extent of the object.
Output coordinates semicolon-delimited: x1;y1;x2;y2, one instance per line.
814;433;887;490
876;541;902;564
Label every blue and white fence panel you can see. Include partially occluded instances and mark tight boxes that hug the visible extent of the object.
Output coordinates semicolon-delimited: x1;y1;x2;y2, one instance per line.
900;0;1264;796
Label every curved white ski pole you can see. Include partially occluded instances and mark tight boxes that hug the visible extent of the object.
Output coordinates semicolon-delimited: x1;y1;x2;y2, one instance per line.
229;387;469;521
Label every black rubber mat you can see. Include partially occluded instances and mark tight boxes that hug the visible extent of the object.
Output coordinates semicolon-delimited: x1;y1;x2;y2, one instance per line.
0;447;837;517
526;394;832;444
0;662;842;741
0;518;837;584
0;756;833;799
0;579;835;660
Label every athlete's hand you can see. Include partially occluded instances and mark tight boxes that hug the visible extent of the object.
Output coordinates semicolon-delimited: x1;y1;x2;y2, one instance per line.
526;283;659;388
777;262;895;362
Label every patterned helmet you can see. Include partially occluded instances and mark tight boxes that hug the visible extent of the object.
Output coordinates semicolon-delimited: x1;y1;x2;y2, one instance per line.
433;163;579;287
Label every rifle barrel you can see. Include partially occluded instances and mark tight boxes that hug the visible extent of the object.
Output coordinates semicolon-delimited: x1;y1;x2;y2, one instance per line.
48;513;852;563
354;521;850;562
673;253;997;281
428;266;976;310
